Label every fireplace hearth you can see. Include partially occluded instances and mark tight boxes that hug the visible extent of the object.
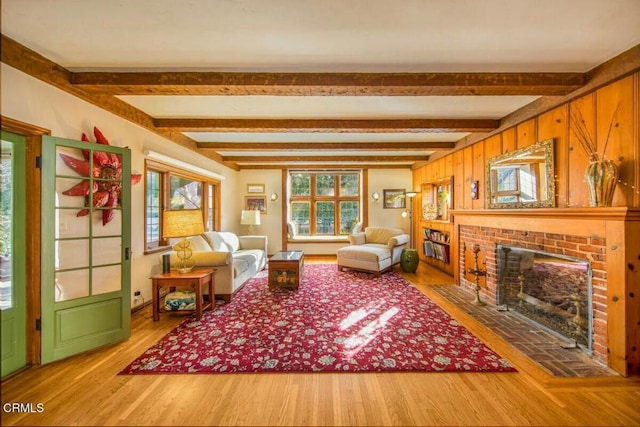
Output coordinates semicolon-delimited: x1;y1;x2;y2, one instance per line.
497;245;592;349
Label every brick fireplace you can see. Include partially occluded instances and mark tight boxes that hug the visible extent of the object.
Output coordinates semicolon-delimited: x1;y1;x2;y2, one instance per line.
450;208;640;376
459;226;606;362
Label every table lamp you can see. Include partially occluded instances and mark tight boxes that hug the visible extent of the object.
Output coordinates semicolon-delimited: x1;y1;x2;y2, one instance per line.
163;209;204;273
241;210;261;234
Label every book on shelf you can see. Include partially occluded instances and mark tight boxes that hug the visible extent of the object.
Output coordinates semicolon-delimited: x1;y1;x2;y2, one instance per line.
422;228;450;243
422;239;450;263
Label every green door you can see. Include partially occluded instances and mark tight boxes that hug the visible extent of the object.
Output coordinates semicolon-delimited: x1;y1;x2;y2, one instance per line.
41;136;131;363
0;131;27;377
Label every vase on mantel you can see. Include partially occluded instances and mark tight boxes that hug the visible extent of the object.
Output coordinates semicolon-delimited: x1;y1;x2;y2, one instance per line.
585;159;619;207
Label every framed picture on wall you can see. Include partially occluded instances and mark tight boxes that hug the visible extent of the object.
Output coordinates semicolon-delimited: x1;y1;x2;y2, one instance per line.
245;195;267;214
247;183;265;194
383;189;406;209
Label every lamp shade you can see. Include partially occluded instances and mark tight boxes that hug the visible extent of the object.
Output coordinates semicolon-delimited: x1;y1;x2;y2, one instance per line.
163;210;204;238
240;210;261;226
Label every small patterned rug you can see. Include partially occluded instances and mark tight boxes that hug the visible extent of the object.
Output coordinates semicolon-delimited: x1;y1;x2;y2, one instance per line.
120;264;515;374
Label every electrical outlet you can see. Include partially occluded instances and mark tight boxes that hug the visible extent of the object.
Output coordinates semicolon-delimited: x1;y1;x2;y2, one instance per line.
134;291;141;296
133;290;141;305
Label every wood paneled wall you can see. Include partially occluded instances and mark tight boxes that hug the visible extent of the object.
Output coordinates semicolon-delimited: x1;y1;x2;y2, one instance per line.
412;73;640;376
414;74;640;210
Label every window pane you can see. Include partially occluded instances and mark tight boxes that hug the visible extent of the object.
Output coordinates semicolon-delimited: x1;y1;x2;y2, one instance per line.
340;174;359;196
146;170;161;247
316;174;335;196
518;167;537;201
291;173;310;196
315;201;335;235
339;201;359;235
291;202;310;235
1;143;13;309
170;176;202;209
497;168;518;192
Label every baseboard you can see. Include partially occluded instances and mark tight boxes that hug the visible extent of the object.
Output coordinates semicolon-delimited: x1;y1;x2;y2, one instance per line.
130;288;169;315
130;298;153;315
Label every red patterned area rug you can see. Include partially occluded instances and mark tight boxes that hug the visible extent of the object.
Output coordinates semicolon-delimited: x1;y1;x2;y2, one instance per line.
121;264;516;374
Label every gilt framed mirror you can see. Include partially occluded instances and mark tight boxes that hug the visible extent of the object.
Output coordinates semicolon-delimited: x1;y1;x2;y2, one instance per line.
486;139;555;209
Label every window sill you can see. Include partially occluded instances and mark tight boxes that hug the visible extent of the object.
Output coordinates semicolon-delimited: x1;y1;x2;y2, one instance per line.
287;236;349;243
144;245;172;256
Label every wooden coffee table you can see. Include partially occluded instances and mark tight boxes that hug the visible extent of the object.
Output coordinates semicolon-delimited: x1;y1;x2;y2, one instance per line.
150;268;215;321
268;251;304;290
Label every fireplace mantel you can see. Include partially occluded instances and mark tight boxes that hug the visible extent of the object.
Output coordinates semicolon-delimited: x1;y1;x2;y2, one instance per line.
451;207;640;221
448;207;640;377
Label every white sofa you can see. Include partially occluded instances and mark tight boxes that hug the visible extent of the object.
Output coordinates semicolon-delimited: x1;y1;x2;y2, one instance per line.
336;227;410;276
162;231;267;302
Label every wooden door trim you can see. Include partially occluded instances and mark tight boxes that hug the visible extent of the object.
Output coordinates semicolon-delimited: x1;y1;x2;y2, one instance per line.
1;115;50;364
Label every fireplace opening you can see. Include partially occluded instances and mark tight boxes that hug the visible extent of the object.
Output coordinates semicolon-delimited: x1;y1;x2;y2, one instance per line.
496;245;592;350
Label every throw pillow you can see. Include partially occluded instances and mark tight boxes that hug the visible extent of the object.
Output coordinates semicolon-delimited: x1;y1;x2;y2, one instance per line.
174;234;211;252
287;221;298;238
203;231;230;252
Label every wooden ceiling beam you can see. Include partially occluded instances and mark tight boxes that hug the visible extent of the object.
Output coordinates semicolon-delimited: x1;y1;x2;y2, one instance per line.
197;141;455;150
71;71;586;96
158;118;497;133
238;163;411;170
223;155;429;162
0;35;232;169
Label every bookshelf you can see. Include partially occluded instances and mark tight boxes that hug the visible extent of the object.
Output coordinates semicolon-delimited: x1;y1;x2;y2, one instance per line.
422;228;451;264
418;177;454;276
418;220;454;275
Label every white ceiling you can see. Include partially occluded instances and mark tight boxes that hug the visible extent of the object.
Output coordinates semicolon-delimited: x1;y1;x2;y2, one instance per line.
3;0;640;168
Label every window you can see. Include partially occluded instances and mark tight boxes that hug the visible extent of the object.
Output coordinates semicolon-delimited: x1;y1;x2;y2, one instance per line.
144;160;220;252
288;171;361;237
492;165;539;203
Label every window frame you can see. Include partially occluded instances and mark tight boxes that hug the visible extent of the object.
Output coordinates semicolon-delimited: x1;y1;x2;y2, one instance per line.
144;159;221;253
288;170;362;237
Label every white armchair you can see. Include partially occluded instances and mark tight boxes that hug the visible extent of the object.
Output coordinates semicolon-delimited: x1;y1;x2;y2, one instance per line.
336;227;409;276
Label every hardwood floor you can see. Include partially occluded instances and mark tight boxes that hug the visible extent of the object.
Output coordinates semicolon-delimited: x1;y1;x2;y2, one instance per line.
2;258;639;426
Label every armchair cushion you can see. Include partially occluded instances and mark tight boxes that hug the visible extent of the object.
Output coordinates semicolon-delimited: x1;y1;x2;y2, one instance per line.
348;232;366;245
365;227;405;244
388;234;410;249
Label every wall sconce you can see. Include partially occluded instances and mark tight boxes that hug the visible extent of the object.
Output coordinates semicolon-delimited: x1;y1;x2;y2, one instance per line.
270;192;279;202
371;191;380;201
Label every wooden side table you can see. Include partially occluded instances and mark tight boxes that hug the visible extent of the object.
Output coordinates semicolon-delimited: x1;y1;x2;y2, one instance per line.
150;268;215;321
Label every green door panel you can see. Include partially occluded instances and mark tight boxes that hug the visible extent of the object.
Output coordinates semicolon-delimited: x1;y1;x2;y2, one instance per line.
0;131;27;377
41;135;131;364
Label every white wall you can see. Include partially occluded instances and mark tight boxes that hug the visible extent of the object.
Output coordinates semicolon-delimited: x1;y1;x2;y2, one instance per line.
367;169;414;234
1;64;239;307
234;169;282;254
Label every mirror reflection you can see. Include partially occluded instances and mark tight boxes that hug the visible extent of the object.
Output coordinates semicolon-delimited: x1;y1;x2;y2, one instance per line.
486;139;555;209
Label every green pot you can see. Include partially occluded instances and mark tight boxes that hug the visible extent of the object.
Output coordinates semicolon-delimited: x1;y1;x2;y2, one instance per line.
400;248;419;273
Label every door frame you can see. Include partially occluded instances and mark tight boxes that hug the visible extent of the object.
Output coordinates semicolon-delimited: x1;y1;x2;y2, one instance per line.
1;116;49;365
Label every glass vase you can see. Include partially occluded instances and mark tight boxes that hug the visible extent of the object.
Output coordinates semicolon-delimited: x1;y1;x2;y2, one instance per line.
585;159;618;207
